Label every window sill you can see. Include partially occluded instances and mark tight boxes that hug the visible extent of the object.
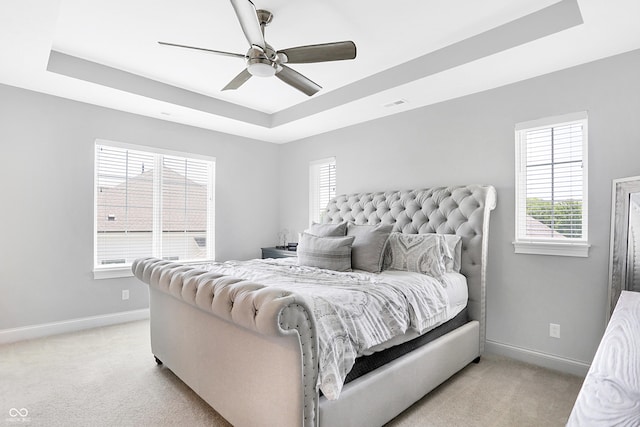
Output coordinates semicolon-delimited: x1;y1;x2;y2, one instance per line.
513;241;590;257
93;259;214;280
93;266;134;280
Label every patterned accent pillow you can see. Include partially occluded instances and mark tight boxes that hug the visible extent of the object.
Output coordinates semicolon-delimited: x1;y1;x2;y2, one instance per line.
383;233;450;278
347;223;394;273
297;232;355;272
304;222;348;237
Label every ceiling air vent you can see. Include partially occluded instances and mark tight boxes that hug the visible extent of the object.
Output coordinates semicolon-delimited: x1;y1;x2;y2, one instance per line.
383;99;408;108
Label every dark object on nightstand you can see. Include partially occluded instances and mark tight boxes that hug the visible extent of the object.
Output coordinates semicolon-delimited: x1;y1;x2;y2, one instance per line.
261;247;297;259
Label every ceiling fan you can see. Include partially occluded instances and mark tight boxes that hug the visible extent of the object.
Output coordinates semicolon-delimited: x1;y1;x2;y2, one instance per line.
158;0;356;96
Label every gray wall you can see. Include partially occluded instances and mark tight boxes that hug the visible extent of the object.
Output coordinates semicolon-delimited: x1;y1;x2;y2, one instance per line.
3;47;640;367
0;84;280;330
278;48;640;365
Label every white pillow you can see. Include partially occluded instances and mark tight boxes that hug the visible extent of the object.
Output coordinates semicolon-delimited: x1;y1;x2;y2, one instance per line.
430;234;462;273
383;233;450;279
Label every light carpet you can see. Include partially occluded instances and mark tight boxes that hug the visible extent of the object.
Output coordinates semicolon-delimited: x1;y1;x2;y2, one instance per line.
0;320;583;426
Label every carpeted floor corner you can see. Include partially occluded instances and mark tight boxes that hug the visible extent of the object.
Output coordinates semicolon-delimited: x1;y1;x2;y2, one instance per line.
388;350;583;427
0;320;583;426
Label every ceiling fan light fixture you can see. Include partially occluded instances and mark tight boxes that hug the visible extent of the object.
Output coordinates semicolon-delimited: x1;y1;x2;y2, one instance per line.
247;57;277;77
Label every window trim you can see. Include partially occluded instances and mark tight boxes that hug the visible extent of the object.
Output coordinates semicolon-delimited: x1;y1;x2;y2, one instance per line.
513;112;590;257
309;157;336;226
93;139;215;279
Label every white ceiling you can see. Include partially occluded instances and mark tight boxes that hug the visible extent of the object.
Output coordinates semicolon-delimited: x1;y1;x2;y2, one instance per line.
1;0;640;143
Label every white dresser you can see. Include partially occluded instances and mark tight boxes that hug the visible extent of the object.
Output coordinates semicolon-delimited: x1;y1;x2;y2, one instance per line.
567;291;640;426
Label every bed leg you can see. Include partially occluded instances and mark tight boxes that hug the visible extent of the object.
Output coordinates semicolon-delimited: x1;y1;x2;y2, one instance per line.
472;356;481;364
154;356;163;365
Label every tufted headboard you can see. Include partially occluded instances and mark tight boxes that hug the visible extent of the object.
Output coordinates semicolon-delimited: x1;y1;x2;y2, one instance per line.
321;185;497;353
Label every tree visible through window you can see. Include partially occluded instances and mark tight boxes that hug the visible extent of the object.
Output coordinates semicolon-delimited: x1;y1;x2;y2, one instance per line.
525;197;582;238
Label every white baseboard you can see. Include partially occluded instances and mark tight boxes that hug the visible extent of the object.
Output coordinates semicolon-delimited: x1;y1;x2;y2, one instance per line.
0;309;150;344
485;339;590;377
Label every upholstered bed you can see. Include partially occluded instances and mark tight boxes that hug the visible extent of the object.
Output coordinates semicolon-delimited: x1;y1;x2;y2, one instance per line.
132;185;497;427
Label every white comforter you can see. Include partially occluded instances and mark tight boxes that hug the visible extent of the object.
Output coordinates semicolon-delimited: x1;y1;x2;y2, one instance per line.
201;258;452;400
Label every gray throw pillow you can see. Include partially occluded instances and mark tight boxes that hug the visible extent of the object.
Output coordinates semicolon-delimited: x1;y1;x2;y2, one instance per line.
297;232;355;272
305;222;348;237
347;223;393;273
383;233;449;279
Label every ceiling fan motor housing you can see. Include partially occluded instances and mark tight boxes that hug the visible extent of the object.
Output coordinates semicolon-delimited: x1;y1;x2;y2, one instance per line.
246;45;278;77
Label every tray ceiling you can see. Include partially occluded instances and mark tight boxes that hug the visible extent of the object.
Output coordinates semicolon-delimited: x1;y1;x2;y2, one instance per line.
1;0;640;142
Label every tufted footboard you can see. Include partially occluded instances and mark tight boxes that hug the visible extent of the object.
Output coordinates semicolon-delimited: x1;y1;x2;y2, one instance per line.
132;257;320;426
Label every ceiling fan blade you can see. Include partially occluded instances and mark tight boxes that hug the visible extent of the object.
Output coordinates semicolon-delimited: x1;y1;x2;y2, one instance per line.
222;68;253;91
158;41;245;59
229;0;265;49
276;65;321;96
278;41;356;64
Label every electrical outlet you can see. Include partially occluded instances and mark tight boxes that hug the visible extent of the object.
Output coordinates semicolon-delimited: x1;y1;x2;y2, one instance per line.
549;323;561;338
122;290;130;300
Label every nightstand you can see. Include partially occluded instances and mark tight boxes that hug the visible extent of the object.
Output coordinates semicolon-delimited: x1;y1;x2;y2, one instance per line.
261;247;297;259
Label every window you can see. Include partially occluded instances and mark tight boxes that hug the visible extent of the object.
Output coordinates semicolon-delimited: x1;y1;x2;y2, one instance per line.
514;112;589;257
309;157;336;225
94;140;215;278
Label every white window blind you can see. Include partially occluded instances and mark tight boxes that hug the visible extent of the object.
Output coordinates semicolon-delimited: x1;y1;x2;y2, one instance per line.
309;157;336;224
95;141;215;276
514;112;589;257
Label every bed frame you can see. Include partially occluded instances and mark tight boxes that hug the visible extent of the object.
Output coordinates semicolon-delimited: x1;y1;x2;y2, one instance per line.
132;185;497;427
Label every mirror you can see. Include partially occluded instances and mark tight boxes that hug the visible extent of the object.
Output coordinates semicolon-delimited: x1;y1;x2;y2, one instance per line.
608;176;640;319
627;193;640;292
